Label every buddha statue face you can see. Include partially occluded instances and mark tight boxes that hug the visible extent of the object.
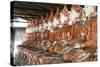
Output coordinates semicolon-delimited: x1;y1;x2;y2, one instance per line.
45;23;48;30
31;20;35;33
52;7;61;28
48;10;54;32
43;22;47;30
53;17;60;28
48;21;54;32
60;5;69;25
39;24;42;32
37;25;39;32
33;26;36;32
60;14;68;25
47;21;50;31
43;21;48;31
70;9;79;23
32;26;35;33
83;6;96;17
26;21;31;33
70;5;82;24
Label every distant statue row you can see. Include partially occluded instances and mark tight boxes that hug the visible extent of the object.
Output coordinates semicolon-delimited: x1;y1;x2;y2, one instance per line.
23;5;97;62
26;5;96;33
26;5;96;42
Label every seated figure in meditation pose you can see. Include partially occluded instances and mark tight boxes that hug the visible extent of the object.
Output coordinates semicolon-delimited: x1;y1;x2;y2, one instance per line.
67;5;83;46
80;6;97;56
63;5;97;62
53;5;70;53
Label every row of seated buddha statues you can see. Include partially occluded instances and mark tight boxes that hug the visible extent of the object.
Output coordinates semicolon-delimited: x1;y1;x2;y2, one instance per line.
20;4;97;62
